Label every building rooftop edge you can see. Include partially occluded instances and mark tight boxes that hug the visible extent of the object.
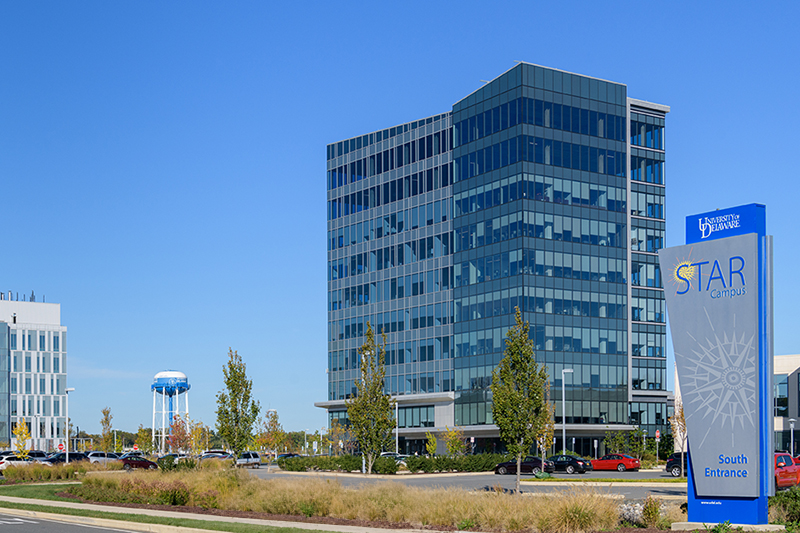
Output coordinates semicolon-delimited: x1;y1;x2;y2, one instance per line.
629;98;670;113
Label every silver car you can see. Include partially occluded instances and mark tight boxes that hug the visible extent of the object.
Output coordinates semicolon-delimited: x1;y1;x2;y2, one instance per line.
87;452;120;464
236;451;261;468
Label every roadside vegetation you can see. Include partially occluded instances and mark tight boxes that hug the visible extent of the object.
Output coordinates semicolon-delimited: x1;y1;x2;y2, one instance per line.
48;469;686;531
1;461;123;482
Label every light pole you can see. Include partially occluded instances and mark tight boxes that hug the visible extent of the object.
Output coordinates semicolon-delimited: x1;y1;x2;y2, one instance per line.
395;400;399;454
561;368;573;453
304;429;309;455
265;409;277;469
790;419;796;455
65;388;75;464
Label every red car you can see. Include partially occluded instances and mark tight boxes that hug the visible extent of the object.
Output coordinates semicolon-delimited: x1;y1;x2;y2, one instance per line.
591;454;640;472
120;456;158;471
775;453;800;490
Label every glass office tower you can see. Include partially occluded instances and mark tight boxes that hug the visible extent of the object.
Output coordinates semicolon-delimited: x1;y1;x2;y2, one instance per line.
319;63;669;455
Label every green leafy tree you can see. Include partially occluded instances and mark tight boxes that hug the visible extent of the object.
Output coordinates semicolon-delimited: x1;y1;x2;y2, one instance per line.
536;381;556;460
13;418;31;459
100;407;113;452
443;426;467;457
135;425;154;455
491;307;549;494
215;348;261;459
346;322;395;474
256;410;286;455
425;431;438;456
603;430;627;454
629;426;646;460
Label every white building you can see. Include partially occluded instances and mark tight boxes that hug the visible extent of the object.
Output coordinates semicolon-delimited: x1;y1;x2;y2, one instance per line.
0;295;68;451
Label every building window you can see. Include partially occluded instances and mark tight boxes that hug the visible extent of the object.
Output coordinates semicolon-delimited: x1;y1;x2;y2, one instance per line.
39;335;45;351
53;356;60;373
10;377;16;394
53;335;60;352
25;356;31;373
776;374;789;417
10;333;16;350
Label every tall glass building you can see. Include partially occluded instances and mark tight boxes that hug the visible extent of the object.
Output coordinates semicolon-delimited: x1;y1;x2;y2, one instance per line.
317;63;670;455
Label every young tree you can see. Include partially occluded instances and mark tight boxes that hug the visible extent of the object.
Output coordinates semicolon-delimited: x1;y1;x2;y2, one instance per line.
216;348;261;459
670;398;687;477
425;431;438;456
327;420;348;456
167;415;191;453
100;407;113;452
629;426;646;460
135;425;154;455
346;322;395;474
188;419;210;455
13;418;31;459
443;426;467;457
491;307;549;494
256;410;286;456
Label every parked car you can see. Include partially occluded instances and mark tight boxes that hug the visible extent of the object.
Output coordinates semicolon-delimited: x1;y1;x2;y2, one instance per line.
41;452;89;465
666;452;688;477
236;451;261;468
119;451;144;460
380;452;410;464
27;450;49;461
121;456;158;471
547;454;592;474
0;456;51;470
200;452;233;462
87;452;120;464
591;454;640;472
277;453;302;460
775;453;800;490
494;456;555;475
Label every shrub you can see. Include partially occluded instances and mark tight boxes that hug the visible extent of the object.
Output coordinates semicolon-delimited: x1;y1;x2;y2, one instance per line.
535;486;619;533
157;457;176;472
2;461;122;482
771;486;800;523
372;457;398;475
641;493;662;528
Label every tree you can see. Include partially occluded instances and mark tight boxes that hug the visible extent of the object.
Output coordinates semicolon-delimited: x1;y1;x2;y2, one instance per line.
603;430;627;454
425;431;438;456
216;348;261;459
629;426;646;460
188;418;210;455
670;398;687;477
100;407;113;452
13;418;31;459
256;411;286;456
327;420;348;456
346;322;395;474
167;415;191;453
443;426;467;457
135;425;154;455
491;307;549;494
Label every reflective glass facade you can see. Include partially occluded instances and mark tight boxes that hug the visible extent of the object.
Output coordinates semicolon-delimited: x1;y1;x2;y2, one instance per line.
321;63;670;453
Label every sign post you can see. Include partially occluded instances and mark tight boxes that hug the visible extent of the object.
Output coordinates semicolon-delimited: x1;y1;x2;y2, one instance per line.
659;204;772;525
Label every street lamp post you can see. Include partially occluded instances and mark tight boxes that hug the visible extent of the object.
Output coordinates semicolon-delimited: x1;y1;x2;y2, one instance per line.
395;401;399;454
561;368;573;453
265;409;277;470
790;419;796;456
65;388;75;464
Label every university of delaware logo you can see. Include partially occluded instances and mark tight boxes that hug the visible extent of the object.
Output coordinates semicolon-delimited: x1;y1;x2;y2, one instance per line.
668;252;747;299
699;213;741;239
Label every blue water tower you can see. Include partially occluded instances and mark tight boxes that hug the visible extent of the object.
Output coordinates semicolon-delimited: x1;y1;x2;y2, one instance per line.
151;371;190;453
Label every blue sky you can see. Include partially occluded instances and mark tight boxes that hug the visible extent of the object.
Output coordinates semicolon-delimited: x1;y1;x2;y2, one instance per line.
1;1;798;434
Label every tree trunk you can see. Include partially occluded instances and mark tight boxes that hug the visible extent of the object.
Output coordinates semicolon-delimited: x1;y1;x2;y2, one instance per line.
367;454;374;474
516;453;522;494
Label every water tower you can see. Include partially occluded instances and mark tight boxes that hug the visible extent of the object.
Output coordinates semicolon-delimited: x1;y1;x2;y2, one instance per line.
151;370;190;453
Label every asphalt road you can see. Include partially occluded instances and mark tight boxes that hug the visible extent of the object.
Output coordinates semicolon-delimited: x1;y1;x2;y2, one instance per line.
250;467;688;500
0;512;136;533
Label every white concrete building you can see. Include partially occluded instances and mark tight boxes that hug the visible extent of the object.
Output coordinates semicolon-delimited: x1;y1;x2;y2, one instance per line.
0;295;68;451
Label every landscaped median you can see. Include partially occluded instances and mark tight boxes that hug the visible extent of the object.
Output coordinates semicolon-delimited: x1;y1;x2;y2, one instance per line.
0;467;691;532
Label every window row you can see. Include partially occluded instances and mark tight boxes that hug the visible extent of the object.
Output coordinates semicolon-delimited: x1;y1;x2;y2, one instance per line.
455;211;625;252
454;250;627;287
9;395;63;417
327;130;451;190
327;233;452;281
327;113;449;161
11;352;62;373
456;286;627;323
329;372;455;400
328;302;454;341
9;331;63;352
632;359;666;391
454;135;627;182
453;96;626;147
631;226;664;253
329;268;452;311
631;261;662;288
630;120;664;150
629;402;667;426
328;335;453;372
631;330;665;357
9;375;63;396
454;173;626;218
328;164;452;220
630;191;664;220
328;199;451;251
630;156;664;185
397;405;435;428
631;296;665;323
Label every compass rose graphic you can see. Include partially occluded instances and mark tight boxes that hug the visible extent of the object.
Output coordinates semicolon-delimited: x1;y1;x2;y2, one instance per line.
677;313;756;449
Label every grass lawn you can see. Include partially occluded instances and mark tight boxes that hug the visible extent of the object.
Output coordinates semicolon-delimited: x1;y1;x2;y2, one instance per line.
0;483;80;501
0;499;340;533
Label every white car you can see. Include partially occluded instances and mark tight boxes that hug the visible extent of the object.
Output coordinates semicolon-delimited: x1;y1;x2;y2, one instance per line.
87;452;120;464
236;451;261;468
0;456;51;470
